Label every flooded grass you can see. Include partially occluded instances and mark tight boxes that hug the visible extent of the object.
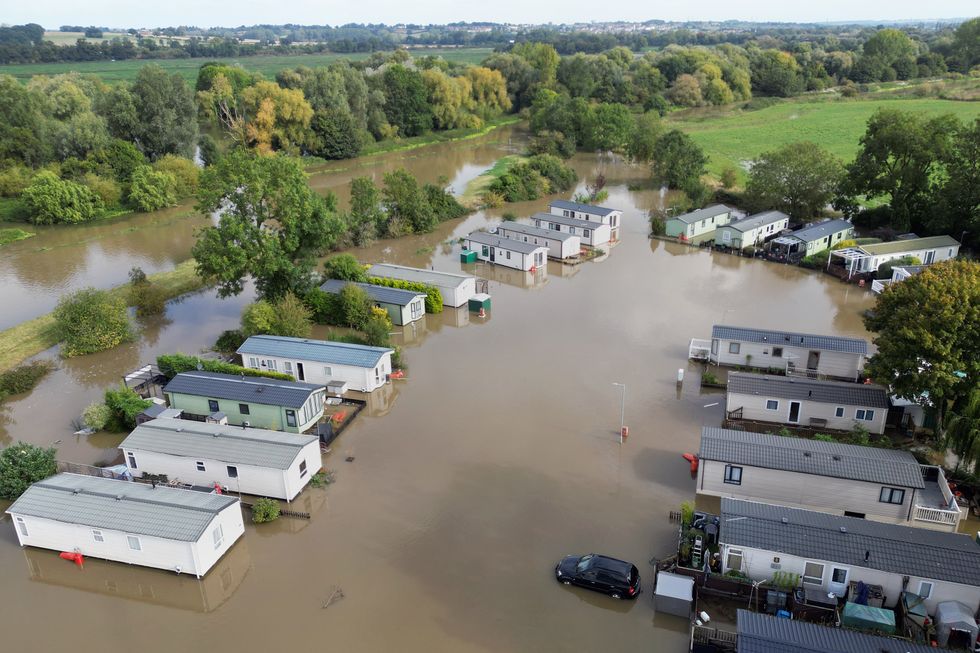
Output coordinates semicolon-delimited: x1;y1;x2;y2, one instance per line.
0;228;34;246
458;154;522;208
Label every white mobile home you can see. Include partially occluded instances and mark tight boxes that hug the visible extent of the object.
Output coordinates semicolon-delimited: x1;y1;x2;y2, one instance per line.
6;473;244;578
367;263;476;308
532;212;611;247
549;199;621;229
319;279;426;326
831;235;961;279
718;498;980;615
665;204;734;240
697;428;963;531
726;372;888;434
495;221;581;259
120;419;323;501
714;211;789;250
463;231;548;271
709;325;868;381
238;335;393;394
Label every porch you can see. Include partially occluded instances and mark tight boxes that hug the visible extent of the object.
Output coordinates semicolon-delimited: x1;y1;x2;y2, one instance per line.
913;466;964;531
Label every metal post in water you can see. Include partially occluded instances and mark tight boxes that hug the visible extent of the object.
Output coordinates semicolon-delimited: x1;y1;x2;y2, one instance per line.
612;382;626;444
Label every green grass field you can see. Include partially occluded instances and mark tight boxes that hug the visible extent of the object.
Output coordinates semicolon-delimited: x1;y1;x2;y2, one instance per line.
0;47;495;83
668;96;980;180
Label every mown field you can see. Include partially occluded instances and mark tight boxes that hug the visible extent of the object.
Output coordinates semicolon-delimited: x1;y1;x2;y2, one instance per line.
668;96;980;179
0;47;495;83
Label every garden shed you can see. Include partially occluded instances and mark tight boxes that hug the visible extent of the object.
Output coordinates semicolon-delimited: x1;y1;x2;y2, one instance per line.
654;571;694;618
841;601;895;634
934;601;979;649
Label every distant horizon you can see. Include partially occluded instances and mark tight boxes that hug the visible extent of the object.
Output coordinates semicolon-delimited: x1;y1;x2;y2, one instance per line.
6;0;976;32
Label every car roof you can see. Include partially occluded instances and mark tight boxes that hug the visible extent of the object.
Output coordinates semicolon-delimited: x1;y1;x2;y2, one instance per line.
592;554;633;573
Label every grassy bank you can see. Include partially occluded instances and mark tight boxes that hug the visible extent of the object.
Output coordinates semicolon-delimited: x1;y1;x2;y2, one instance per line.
0;48;494;83
0;228;34;246
458;155;522;208
0;259;206;372
669;96;980;181
358;115;522;158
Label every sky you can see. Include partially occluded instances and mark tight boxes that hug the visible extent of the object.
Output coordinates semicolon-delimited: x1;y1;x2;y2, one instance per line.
6;0;974;29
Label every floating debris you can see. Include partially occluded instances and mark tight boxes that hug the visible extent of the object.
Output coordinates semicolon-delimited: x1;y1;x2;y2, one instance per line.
322;586;345;609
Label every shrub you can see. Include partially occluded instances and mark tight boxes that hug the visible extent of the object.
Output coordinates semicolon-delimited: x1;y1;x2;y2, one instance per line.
308;471;333;488
214;329;246;353
339;284;373;329
156;353;293;381
53;288;132;357
363;314;393;348
241;293;312;338
128;165;177;212
0;361;53;402
241;301;277;337
424;183;468;222
251;497;281;523
501;212;517;222
701;371;720;385
813;434;836;442
649;215;666;236
152;154;200;197
0;164;34;197
82;402;111;430
103;385;152;431
528;130;576;159
719;166;739;189
366;277;443;313
680;500;695;527
80;173;122;206
303;288;344;325
127;266;167;317
480;190;505;208
323;254;367;282
0;442;57;500
527;154;577;192
800;250;830;269
877;255;921;280
21;171;104;225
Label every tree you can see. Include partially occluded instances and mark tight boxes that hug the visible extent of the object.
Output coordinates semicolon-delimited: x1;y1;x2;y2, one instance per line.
927;118;980;249
239;80;314;155
652;130;707;194
128;266;166;316
103;384;152;431
380;65;433;137
627;111;663;163
241;301;277;337
667;74;703;107
943;389;980;474
0;74;52;166
483;52;538;110
951;17;980;72
582;103;634;151
193;151;342;299
240;293;312;337
750;50;804;97
864;261;980;431
130;64;198;159
528;130;576;159
0;442;56;500
310;108;362;159
511;42;559;87
855;29;918;82
381;169;435;235
744;142;844;221
21;171;103;225
324;253;367;282
128;164;177;211
152;154;199;197
339;284;373;328
53;287;132;357
348;176;381;246
465;66;511;117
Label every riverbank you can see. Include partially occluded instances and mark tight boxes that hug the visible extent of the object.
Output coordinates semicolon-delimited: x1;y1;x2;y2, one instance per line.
0;259;206;372
356;115;522;159
458;154;522;208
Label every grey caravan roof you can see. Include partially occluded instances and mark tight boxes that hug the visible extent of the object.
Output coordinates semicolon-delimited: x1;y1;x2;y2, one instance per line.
786;219;853;243
120;419;318;470
319;279;424;307
672;204;733;225
549;199;615;216
711;325;868;355
725;210;788;232
737;610;939;653
465;230;547;255
727;372;889;408
367;263;473;287
6;473;238;542
238;335;392;368
531;212;603;230
496;221;576;242
698;427;924;488
164;371;323;409
720;498;980;586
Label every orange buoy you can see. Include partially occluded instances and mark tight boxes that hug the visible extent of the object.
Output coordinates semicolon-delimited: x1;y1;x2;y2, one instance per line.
478;307;486;318
332;411;347;423
59;551;84;567
682;453;699;473
621;426;629;441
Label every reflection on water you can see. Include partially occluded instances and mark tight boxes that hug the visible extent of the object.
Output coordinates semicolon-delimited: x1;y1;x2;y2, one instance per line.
22;541;251;613
463;261;548;290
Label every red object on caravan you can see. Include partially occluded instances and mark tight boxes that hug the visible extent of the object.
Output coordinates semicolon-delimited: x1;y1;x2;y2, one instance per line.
213;483;223;494
59;551;84;567
682;453;699;473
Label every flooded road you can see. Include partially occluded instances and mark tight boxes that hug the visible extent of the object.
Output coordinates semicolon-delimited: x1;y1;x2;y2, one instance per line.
0;144;876;651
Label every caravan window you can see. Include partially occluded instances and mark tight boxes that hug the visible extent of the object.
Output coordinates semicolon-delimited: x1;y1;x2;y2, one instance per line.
213;525;224;550
208;399;219;413
879;487;905;504
15;518;28;537
917;581;933;599
724;465;743;485
729;342;741;354
285;410;297;428
128;536;142;551
802;562;824;585
725;548;743;572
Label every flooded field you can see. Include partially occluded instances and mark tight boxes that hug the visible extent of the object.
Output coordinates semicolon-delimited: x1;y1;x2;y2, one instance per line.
0;133;877;652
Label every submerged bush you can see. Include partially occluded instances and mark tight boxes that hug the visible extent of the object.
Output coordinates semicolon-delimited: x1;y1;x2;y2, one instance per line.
251;497;281;523
0;361;53;402
53;287;132;357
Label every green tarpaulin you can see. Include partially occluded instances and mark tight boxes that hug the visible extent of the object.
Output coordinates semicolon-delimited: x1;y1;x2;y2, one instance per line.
842;601;896;634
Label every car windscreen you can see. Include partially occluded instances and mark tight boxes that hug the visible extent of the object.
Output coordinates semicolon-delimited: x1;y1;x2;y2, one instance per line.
576;555;595;573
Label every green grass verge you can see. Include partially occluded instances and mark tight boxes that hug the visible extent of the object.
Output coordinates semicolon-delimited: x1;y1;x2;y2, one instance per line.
0;227;34;246
0;259;206;372
358;115;521;157
668;96;980;182
458;155;523;208
0;47;494;83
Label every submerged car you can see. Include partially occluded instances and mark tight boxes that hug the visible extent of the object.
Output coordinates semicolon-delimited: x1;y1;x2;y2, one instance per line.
554;553;641;599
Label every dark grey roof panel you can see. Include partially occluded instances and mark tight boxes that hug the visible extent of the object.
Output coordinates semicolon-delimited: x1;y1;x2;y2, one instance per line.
786;219;853;243
725;211;788;232
699;427;924;488
319;279;424;307
737;610;939;653
550;199;615;216
464;230;548;255
712;325;868;355
727;372;888;408
164;372;323;409
721;499;980;586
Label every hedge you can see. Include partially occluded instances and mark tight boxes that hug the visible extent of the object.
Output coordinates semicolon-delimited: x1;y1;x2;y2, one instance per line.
365;277;443;314
157;353;294;381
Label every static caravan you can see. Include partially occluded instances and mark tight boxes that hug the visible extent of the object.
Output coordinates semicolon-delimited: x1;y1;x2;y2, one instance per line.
726;372;889;434
6;473;244;578
164;371;326;433
120;418;323;501
531;212;611;247
770;219;854;262
495;221;581;259
665;204;734;240
367;263;476;308
714;211;789;250
463;231;548;271
832;236;961;279
319;279;425;326
736;610;940;653
238;335;393;394
549;200;621;229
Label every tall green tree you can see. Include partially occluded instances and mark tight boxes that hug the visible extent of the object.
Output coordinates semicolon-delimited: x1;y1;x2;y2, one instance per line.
652;130;707;196
380;65;433;137
745;142;844;221
310;108;362;160
130;64;198;159
192;151;342;299
381;169;435;236
0;442;56;500
864;260;980;431
0;74;52;165
943;389;980;474
21;171;103;225
927;117;980;249
750;50;804;97
348;176;382;246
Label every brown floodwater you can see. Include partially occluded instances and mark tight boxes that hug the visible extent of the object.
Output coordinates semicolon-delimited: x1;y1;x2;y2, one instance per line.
0;134;878;652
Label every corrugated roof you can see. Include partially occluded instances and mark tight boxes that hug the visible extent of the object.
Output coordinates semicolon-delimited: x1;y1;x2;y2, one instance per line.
785;219;853;243
496;221;577;242
531;212;607;230
550;199;615;216
6;473;237;542
164;371;324;409
367;263;474;287
737;610;939;653
698;427;924;488
727;372;888;408
319;279;424;307
721;499;980;586
725;211;789;232
670;204;733;225
237;335;391;369
120;419;317;470
464;230;548;255
711;325;868;355
860;235;960;256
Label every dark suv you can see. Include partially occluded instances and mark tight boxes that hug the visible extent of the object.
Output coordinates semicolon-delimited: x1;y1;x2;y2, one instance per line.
554;553;641;599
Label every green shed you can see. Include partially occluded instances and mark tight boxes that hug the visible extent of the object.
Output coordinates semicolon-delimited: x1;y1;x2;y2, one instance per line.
468;293;491;312
842;601;896;634
460;249;478;264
